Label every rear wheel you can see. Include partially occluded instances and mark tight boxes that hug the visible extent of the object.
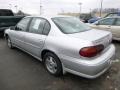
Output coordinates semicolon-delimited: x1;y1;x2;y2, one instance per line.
43;52;63;76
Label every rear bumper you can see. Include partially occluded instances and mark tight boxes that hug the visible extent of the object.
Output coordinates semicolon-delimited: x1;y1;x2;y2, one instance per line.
61;44;115;79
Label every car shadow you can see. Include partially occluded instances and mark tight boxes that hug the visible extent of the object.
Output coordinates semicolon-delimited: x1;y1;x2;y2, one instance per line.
112;40;120;44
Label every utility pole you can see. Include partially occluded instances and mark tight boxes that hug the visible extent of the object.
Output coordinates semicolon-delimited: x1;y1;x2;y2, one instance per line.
15;5;18;13
100;0;103;17
9;4;12;10
90;8;92;14
40;0;42;15
78;3;82;16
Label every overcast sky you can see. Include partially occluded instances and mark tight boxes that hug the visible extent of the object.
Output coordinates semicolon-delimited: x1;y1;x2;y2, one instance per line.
0;0;120;15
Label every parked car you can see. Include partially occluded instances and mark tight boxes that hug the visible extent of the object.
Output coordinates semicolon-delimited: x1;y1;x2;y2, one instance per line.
0;9;25;37
88;12;120;24
79;14;92;23
5;16;115;79
79;14;95;23
89;17;120;41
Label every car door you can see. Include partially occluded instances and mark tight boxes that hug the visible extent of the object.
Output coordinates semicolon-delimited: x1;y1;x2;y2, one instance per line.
110;18;120;39
9;17;31;48
93;18;115;32
24;17;51;57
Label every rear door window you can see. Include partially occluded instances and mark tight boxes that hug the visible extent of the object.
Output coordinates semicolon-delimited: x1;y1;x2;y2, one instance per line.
29;18;46;35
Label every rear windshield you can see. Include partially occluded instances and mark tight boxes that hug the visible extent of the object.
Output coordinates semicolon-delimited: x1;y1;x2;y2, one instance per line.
80;14;92;19
52;17;91;34
0;10;14;16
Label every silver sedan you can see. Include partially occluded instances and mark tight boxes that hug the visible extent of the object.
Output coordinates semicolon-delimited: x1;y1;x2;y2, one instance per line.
5;15;115;79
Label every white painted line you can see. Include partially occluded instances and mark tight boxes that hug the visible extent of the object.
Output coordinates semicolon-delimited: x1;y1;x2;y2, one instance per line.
112;59;120;63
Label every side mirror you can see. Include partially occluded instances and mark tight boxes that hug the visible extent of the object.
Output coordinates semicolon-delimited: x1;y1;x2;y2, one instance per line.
10;26;22;31
94;21;99;25
10;26;15;30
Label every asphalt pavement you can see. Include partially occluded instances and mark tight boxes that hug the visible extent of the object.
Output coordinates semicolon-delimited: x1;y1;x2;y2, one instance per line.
0;38;120;90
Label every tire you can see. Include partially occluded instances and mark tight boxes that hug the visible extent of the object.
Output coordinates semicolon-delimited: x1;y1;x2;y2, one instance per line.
43;52;63;76
7;36;13;49
0;31;4;38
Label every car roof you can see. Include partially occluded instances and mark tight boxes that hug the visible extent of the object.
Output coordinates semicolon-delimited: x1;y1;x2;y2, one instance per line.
25;15;73;19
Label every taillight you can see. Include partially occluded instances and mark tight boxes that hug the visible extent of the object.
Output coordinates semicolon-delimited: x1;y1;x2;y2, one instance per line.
79;44;104;58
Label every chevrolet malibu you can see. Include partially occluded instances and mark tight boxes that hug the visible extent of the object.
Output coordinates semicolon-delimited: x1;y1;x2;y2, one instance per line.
5;16;115;79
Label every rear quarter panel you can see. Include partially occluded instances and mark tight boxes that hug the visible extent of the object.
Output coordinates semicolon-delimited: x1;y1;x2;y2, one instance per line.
44;34;93;59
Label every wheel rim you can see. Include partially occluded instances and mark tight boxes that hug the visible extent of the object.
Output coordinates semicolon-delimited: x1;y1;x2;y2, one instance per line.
45;56;57;74
7;38;11;48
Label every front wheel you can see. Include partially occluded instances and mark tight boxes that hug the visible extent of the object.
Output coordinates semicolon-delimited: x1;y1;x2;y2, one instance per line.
43;52;63;76
7;37;13;49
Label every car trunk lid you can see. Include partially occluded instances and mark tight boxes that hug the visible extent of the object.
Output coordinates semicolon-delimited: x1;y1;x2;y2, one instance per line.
68;29;112;48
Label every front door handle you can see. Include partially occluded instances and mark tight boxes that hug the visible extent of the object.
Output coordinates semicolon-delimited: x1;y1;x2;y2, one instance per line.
38;39;43;43
106;26;111;29
106;27;111;29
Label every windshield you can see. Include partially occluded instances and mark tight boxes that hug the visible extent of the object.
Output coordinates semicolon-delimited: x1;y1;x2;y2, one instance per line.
52;17;91;34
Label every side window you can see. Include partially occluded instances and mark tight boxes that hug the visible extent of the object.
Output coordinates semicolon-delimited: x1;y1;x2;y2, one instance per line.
107;14;118;17
16;17;31;31
29;18;45;34
42;21;51;35
99;18;115;25
114;18;120;26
